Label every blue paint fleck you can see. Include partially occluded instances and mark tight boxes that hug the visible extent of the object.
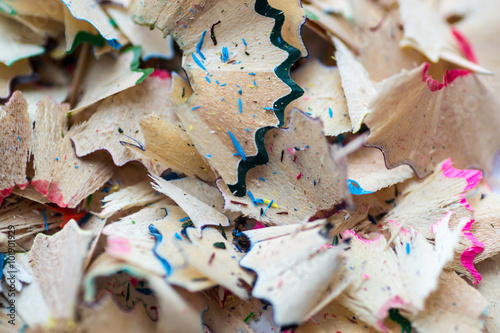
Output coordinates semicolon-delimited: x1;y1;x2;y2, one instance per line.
248;191;258;206
228;131;246;161
149;224;172;275
222;46;229;62
41;210;48;231
348;179;374;195
262;200;273;216
192;53;207;71
196;30;206;60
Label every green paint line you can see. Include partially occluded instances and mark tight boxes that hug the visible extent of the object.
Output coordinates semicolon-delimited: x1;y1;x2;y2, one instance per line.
244;312;255;323
219;224;227;240
304;8;319;21
121;45;154;84
228;0;304;196
67;31;106;54
0;1;16;15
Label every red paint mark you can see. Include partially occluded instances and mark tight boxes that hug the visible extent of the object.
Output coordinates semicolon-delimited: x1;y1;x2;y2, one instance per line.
61;212;88;228
0;181;29;205
422;63;470;92
150;306;159;321
32;179;67;207
0;187;13;205
296;173;302;180
47;205;88;227
220;289;232;309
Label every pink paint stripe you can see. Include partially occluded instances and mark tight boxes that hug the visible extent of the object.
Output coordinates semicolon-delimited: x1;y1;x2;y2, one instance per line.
106;236;131;255
431;211;453;234
461;220;485;284
441;159;483;282
451;28;478;63
343;229;383;244
421;28;478;93
377;296;405;331
442;158;482;211
150;69;171;79
318;244;333;251
253;221;265;230
32;179;68;208
388;220;410;235
421;63;470;92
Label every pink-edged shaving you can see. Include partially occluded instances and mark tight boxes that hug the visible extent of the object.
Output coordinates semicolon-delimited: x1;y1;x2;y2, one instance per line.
421;63;470;92
441;158;484;282
461;220;485;284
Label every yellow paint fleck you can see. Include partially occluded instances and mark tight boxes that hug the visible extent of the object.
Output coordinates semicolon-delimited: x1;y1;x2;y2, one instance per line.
263;199;279;208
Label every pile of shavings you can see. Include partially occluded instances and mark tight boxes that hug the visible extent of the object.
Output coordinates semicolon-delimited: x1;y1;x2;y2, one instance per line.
2;0;500;332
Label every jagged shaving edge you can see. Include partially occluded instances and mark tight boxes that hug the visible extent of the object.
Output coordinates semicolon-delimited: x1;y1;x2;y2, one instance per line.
228;0;304;196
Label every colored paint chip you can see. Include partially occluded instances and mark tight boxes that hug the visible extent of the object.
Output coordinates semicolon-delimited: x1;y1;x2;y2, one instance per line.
41;209;48;231
228;131;247;161
248;191;258;206
192;53;207;71
213;242;226;249
348;179;374;195
222;46;229;62
196;30;206;60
